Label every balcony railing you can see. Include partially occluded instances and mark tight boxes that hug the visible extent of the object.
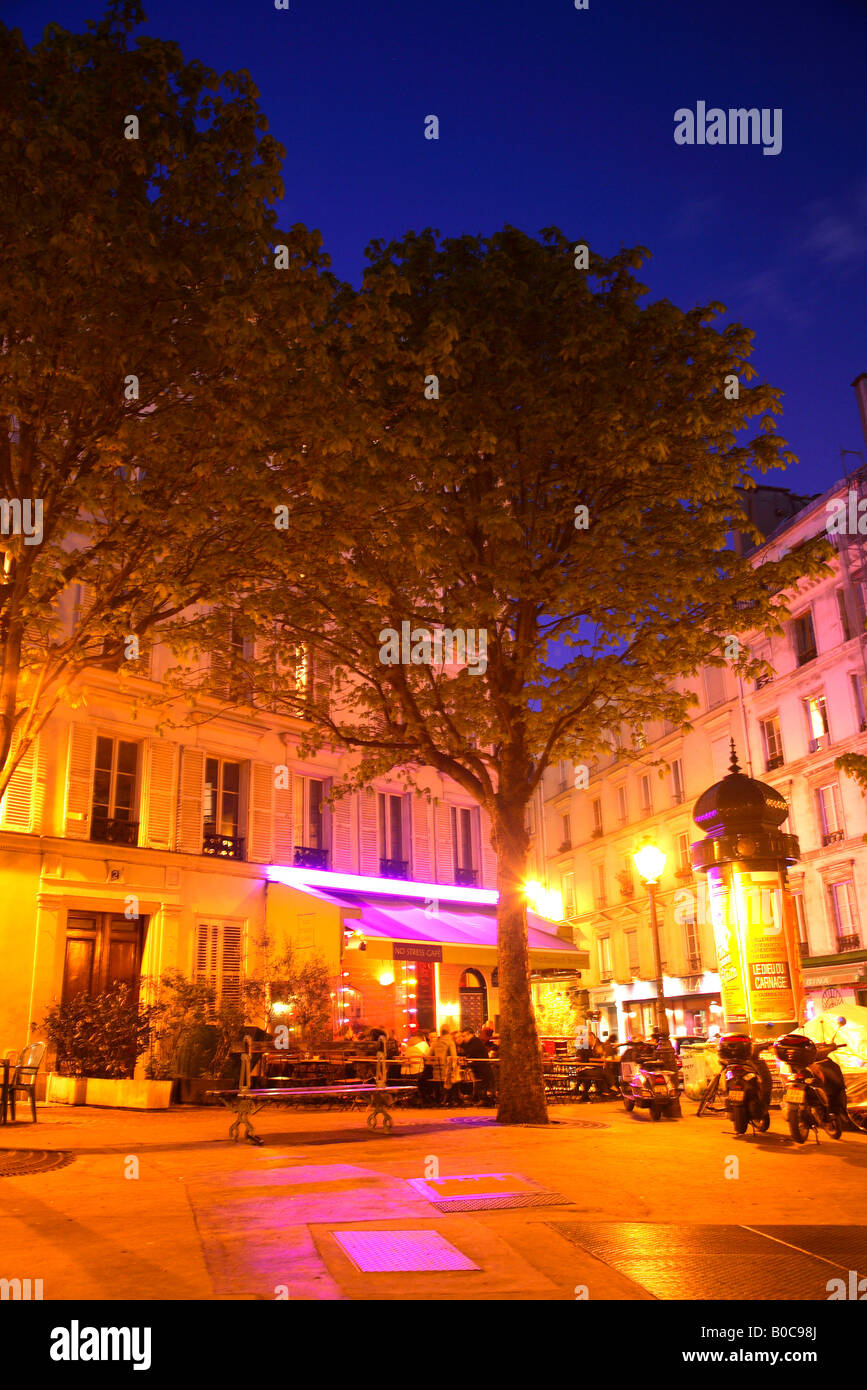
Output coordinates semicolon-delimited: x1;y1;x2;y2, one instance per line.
91;817;139;846
686;953;702;972
557;839;572;854
837;933;862;952
203;833;245;860
591;826;604;839
809;735;830;753
796;646;818;667
822;829;845;847
755;672;773;690
293;845;329;869
379;857;409;879
455;866;479;887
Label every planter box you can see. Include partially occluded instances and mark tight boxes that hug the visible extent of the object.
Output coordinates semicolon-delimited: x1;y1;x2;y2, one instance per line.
46;1073;88;1105
84;1078;173;1110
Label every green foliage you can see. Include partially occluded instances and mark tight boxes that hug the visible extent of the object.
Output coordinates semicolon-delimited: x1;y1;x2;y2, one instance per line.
41;983;154;1078
835;753;867;795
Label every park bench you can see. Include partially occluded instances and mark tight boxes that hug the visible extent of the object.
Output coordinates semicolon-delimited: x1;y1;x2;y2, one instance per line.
208;1083;417;1144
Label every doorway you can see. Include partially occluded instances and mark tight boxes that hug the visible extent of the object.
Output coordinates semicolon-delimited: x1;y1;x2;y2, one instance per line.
459;968;488;1032
62;911;146;1002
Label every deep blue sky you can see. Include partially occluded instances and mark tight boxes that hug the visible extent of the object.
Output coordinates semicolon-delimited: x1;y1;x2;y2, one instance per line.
7;0;866;495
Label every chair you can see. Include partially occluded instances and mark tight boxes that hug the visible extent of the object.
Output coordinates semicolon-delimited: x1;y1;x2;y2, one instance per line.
2;1049;20;1124
7;1042;46;1123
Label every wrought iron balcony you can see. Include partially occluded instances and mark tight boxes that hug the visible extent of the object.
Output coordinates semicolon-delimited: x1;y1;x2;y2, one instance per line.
202;833;245;860
293;845;329;869
379;857;409;879
90;817;139;847
837;933;862;953
822;829;845;847
687;953;702;972
455;866;478;887
765;753;784;771
809;735;830;754
591;826;604;839
755;672;773;690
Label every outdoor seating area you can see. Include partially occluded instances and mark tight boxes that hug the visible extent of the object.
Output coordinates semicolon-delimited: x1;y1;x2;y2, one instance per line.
0;1041;46;1124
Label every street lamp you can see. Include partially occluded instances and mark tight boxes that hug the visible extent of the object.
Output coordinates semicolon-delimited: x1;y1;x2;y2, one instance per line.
632;839;668;1036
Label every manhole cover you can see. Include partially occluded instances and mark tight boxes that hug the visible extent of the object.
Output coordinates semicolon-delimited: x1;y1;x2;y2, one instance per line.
408;1171;573;1212
0;1149;74;1177
333;1230;479;1272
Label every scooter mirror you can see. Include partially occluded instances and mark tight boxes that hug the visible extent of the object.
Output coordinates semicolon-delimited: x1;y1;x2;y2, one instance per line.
837;1016;847;1025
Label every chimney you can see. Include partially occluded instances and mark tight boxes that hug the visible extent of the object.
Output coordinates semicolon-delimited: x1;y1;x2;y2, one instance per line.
853;373;867;451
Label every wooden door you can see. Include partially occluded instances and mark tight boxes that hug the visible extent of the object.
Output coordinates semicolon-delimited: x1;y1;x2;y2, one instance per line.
62;912;145;1001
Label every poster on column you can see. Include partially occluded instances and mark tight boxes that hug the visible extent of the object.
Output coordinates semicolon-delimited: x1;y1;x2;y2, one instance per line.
735;869;797;1025
707;869;748;1025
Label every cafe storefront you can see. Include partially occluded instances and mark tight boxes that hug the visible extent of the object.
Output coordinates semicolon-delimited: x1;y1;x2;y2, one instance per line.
265;865;588;1039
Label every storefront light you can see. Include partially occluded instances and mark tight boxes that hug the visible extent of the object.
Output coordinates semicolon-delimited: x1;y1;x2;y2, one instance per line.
378;970;395;987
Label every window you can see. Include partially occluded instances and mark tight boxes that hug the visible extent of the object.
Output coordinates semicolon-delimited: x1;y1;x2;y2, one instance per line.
619;856;634;896
760;715;784;772
791;889;809;953
684;914;701;971
617;785;628;824
828;880;861;951
562;872;576;919
203;758;242;856
560;813;572;850
597;936;612;979
91;737;139;845
837;590;852;643
793;611;817;666
594;863;607;908
852;673;867;733
379;792;407;874
625;929;639;974
633;724;647;751
294;776;326;866
703;665;726;709
676;831;691;873
451;805;478;885
816;782;844;846
804;694;830;752
194;922;242;1008
558;759;570;792
591;798;603;837
670;758;684;804
639;774;652;816
754;644;773;691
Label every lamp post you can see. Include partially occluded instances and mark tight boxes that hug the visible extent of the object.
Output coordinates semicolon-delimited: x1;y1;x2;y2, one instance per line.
633;840;668;1036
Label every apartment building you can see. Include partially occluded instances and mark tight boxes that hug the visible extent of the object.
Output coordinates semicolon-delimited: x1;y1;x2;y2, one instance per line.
0;615;584;1059
532;451;867;1041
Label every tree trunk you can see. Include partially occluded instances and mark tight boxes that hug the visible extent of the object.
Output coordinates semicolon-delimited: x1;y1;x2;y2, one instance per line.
492;797;548;1125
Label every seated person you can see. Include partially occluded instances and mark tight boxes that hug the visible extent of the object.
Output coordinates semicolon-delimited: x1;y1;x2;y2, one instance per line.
405;1031;431;1058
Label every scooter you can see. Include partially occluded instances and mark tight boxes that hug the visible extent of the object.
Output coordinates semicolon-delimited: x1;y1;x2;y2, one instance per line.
774;1019;849;1144
618;1033;682;1121
717;1033;772;1135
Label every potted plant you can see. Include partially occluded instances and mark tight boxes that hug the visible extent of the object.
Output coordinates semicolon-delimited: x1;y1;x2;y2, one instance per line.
42;984;171;1108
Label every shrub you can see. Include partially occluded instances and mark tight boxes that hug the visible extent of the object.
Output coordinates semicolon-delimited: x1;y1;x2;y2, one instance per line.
42;984;155;1079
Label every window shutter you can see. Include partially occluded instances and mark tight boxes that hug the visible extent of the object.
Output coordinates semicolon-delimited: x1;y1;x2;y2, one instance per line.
480;808;498;890
411;793;433;880
176;747;206;854
141;738;177;849
309;647;331;717
195;923;219;992
434;801;454;884
220;923;243;1006
195;922;243;1007
359;787;379;875
273;768;294;864
332;789;353;870
247;759;274;863
64;723;96;839
0;732;37;831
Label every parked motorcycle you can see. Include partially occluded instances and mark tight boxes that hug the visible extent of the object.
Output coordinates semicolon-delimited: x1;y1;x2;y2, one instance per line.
774;1019;849;1144
618;1033;682;1121
717;1033;772;1135
846;1070;867;1134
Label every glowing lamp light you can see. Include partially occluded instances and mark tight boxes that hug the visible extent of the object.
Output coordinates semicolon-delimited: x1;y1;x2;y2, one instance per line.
633;841;666;885
378;970;395;987
524;880;564;921
271;1001;291;1016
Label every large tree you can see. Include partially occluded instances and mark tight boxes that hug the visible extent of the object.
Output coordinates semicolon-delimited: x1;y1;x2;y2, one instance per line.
180;227;830;1123
0;1;328;799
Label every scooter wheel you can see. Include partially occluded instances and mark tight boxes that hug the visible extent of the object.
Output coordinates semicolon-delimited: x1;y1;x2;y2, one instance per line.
787;1106;810;1144
649;1103;661;1122
731;1104;749;1135
623;1099;634;1113
756;1111;771;1133
826;1111;843;1140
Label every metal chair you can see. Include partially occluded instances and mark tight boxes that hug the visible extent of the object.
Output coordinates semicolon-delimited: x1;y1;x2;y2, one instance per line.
7;1042;46;1123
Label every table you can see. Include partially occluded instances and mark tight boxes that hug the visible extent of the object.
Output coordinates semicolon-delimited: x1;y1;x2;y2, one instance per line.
0;1058;11;1124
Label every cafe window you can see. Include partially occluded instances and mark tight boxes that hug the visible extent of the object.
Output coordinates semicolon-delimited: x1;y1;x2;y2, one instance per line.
91;737;139;845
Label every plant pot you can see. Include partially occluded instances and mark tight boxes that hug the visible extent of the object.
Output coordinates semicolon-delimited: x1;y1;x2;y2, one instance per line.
175;1076;237;1106
84;1078;173;1110
46;1073;88;1105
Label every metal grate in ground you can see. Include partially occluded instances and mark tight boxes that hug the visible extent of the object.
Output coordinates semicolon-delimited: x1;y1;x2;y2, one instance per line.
549;1223;845;1301
408;1171;573;1212
333;1229;479;1272
0;1149;74;1177
751;1225;867;1271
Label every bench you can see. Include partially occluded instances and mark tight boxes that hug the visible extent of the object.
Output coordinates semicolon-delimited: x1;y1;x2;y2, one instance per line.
208;1084;417;1144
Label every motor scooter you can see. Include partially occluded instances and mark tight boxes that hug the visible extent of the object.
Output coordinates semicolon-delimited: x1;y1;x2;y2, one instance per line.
717;1033;772;1135
774;1018;849;1144
618;1033;681;1121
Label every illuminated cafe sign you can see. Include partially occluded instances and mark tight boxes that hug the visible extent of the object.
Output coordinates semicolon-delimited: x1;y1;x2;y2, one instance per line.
393;943;442;963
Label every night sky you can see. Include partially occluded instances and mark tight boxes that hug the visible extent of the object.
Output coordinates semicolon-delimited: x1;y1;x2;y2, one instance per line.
8;0;866;497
